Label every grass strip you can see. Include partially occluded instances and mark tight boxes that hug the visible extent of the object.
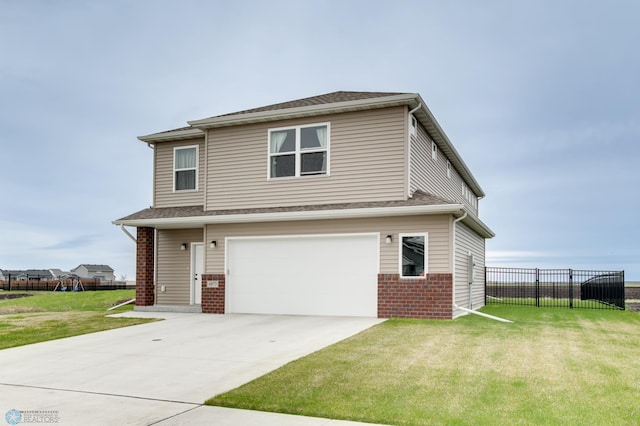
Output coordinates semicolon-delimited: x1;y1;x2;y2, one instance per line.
208;306;640;425
0;290;155;350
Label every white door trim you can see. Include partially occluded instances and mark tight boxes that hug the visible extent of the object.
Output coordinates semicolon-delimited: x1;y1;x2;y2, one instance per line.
190;242;204;304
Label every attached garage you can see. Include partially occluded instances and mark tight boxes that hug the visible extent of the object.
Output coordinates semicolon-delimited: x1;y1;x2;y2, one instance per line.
225;234;379;317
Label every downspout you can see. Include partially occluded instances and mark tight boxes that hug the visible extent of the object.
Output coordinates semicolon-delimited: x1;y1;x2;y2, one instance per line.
451;211;467;314
148;142;156;208
406;103;422;198
409;103;422;115
451;210;512;323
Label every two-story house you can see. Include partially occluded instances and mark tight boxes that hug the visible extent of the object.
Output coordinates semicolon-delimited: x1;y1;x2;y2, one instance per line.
114;91;494;319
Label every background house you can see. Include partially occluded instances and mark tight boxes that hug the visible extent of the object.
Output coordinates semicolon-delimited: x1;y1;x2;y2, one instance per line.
0;269;55;281
115;91;494;319
70;264;115;281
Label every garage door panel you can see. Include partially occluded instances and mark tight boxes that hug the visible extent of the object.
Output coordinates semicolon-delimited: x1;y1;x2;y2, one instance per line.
227;234;378;317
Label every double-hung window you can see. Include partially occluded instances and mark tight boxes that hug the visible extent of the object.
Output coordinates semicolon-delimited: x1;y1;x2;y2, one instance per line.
174;146;198;191
269;123;329;178
400;233;428;278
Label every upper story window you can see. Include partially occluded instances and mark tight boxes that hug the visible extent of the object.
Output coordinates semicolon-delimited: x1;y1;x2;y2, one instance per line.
462;182;478;209
269;123;329;179
446;160;452;178
174;146;198;191
410;116;417;136
431;141;437;161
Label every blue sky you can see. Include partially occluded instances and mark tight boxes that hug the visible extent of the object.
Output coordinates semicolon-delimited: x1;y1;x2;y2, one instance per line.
1;0;638;280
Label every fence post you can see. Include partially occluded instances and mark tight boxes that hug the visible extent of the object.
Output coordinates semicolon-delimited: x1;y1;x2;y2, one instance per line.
569;269;573;309
536;268;540;308
484;266;487;306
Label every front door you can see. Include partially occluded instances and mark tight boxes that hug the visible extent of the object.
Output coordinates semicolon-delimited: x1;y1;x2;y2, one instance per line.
191;242;204;304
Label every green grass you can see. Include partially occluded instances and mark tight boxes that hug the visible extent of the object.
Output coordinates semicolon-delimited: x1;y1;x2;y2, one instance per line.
207;306;640;425
0;290;155;349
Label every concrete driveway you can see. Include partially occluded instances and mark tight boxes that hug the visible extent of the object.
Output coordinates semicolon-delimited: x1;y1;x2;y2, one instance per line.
0;312;384;425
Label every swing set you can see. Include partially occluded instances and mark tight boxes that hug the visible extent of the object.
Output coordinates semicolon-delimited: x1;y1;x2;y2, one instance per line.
53;275;85;292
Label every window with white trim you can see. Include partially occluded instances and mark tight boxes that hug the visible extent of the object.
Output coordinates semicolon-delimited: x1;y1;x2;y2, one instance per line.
174;146;198;191
269;123;329;178
431;141;437;161
462;182;478;208
410;116;417;136
400;233;428;278
446;160;452;178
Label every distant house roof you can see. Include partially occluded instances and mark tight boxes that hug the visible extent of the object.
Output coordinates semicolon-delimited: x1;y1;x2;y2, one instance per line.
72;264;114;272
1;269;55;279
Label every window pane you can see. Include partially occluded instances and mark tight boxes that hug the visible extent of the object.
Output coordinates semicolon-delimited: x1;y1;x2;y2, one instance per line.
176;170;196;190
270;129;295;153
175;148;196;169
301;125;327;150
270;154;295;178
301;152;326;175
402;235;425;277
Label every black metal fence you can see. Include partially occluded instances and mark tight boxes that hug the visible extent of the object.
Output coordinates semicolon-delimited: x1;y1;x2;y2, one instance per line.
485;267;625;310
0;274;131;292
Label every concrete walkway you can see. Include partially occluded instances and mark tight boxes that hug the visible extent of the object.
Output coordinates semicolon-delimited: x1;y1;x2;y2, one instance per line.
0;312;386;425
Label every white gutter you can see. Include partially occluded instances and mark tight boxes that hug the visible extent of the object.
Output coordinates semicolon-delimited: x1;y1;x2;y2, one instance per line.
113;203;466;228
187;94;417;129
407;103;422;197
139;128;204;143
119;225;137;243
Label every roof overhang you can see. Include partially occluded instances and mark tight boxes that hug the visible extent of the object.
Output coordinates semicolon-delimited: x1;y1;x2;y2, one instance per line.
186;93;418;129
138;128;204;143
113;204;494;238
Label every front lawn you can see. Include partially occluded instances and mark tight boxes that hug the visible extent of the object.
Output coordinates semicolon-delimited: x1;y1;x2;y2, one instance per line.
0;290;155;349
208;306;640;425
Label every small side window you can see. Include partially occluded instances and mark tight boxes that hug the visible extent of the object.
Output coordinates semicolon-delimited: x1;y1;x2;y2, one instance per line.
410;116;417;136
400;233;428;278
431;141;437;161
446;160;452;178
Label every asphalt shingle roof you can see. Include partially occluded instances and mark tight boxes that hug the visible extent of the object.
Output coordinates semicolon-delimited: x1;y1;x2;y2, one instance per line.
216;91;408;118
116;190;453;222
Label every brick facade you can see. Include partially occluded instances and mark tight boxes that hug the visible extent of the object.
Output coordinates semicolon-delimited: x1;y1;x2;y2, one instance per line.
378;273;453;319
135;227;155;306
201;274;226;314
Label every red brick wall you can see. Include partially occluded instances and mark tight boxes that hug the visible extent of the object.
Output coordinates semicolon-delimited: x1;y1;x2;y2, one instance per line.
201;274;225;314
378;273;453;319
135;227;155;306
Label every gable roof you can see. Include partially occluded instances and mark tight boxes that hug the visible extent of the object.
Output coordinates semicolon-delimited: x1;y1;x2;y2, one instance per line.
72;264;114;272
137;90;485;197
215;91;406;117
0;269;55;279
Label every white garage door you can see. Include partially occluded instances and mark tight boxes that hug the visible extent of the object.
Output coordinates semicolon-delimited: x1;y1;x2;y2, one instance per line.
226;234;379;317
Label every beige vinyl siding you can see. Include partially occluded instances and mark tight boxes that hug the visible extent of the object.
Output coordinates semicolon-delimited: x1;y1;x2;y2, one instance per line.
206;107;407;210
410;121;478;214
205;214;451;275
154;138;205;208
453;222;486;318
156;228;204;305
